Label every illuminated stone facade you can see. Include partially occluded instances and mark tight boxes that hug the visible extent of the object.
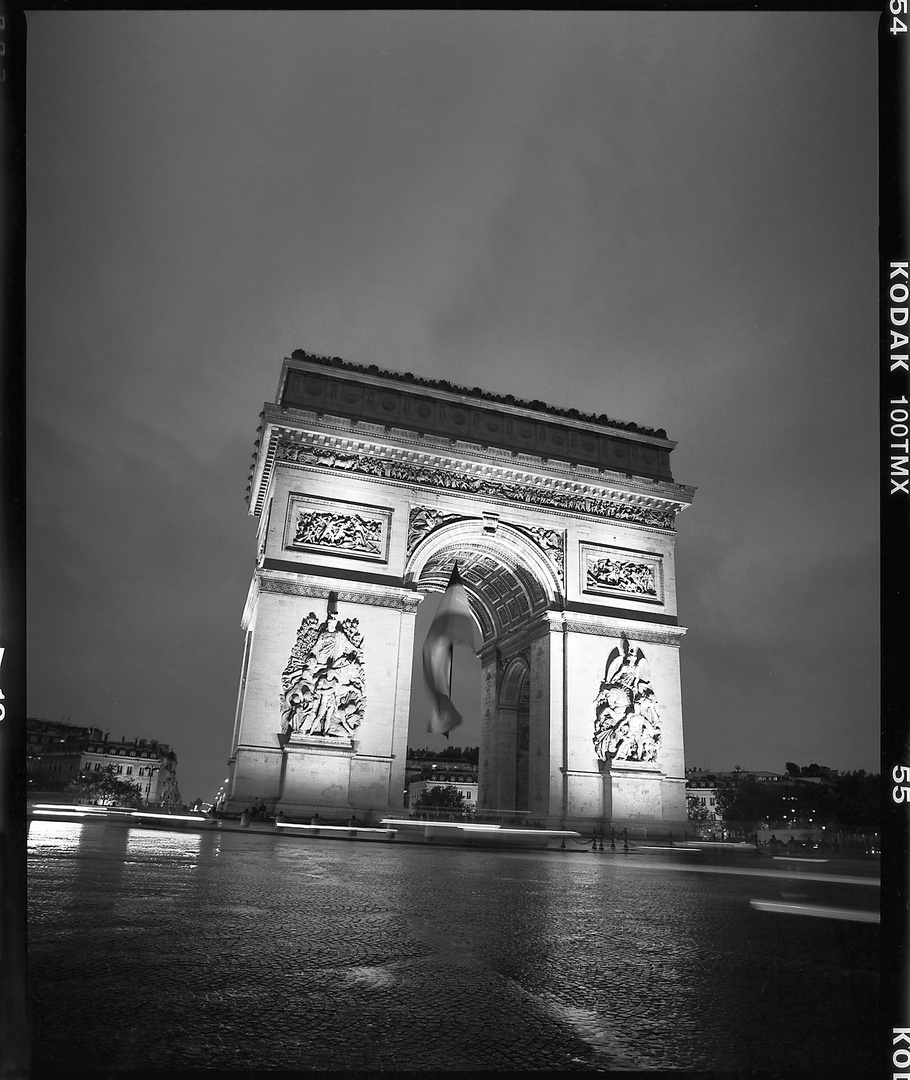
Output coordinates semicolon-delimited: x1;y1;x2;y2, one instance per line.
226;352;695;827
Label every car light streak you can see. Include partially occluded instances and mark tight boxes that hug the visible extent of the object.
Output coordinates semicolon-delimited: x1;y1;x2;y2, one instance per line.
379;818;582;837
639;845;700;852
130;812;211;823
750;900;879;922
275;822;396;833
627;860;879;887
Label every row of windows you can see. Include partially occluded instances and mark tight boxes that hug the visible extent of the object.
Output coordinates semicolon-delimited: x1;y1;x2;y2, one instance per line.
92;763;157;777
86;747;156;759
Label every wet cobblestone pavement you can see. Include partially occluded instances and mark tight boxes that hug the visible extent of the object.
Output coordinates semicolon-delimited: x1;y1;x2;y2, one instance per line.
27;822;878;1075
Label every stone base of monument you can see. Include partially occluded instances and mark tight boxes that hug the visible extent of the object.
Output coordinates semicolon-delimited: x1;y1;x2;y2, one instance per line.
275;734;355;817
607;759;664;821
274;734;397;820
560;759;669;832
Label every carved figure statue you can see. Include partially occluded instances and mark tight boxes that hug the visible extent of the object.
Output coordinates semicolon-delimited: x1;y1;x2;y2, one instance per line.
280;597;365;738
592;634;662;763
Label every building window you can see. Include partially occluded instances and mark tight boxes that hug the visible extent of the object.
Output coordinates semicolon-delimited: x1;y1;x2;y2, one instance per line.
126;767;133;775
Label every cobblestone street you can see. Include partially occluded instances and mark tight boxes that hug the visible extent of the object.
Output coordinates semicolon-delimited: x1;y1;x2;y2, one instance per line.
27;821;878;1075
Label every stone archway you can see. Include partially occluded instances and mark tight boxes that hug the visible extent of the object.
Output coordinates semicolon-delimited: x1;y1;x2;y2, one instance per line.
405;519;560;818
498;655;530;816
226;352;695;829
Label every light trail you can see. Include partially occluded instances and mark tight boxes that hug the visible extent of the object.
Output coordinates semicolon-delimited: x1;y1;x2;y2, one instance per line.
625;859;879;887
750;900;879;922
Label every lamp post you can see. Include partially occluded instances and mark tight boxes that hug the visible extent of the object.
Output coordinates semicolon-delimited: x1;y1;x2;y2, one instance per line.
146;765;161;806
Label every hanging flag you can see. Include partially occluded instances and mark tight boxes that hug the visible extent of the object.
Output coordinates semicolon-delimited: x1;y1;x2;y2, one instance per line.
422;563;476;738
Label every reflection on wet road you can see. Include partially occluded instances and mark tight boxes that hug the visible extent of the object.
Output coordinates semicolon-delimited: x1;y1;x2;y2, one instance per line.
28;821;878;1074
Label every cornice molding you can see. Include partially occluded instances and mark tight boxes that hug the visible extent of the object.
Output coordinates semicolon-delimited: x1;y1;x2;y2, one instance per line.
259;409;694;498
256;570;423;612
561;618;687;646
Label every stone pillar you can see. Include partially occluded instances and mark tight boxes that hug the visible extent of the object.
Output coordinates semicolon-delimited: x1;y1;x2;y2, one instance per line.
527;618;566;827
477;649;499;815
230;572;422;820
515;710;530;813
495;706;518;815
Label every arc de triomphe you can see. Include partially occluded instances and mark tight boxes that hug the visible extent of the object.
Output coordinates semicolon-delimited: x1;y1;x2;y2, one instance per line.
225;352;695;828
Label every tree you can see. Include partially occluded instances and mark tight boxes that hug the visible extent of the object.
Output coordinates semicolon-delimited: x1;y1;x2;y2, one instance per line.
686;793;709;825
67;766;144;808
830;771;879;828
414;784;466;812
716;780;784;831
785;762;800;777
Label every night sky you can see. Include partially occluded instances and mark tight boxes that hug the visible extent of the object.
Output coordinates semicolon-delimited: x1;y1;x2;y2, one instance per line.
26;12;879;803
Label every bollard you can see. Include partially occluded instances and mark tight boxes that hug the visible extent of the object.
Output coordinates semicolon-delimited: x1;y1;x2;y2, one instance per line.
610;828;616;851
240;811;250;828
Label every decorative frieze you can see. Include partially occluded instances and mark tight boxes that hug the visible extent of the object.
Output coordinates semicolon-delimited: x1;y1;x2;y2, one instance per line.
280;594;365;740
593;634;661;764
285;494;391;562
276;440;677;530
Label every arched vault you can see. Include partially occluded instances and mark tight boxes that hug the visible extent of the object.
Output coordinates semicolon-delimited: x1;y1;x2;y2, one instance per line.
405;519;561;645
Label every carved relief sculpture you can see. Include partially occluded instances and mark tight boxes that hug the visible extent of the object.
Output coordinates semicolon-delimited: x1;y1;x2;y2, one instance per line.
277;442;677;529
587;557;656;596
592;634;661;763
293;510;383;555
280;594;365;739
523;526;565;583
407;506;461;556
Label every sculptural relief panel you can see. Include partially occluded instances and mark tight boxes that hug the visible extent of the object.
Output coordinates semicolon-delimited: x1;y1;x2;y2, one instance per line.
580;542;663;603
592;634;662;764
280;596;366;740
284;493;392;562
